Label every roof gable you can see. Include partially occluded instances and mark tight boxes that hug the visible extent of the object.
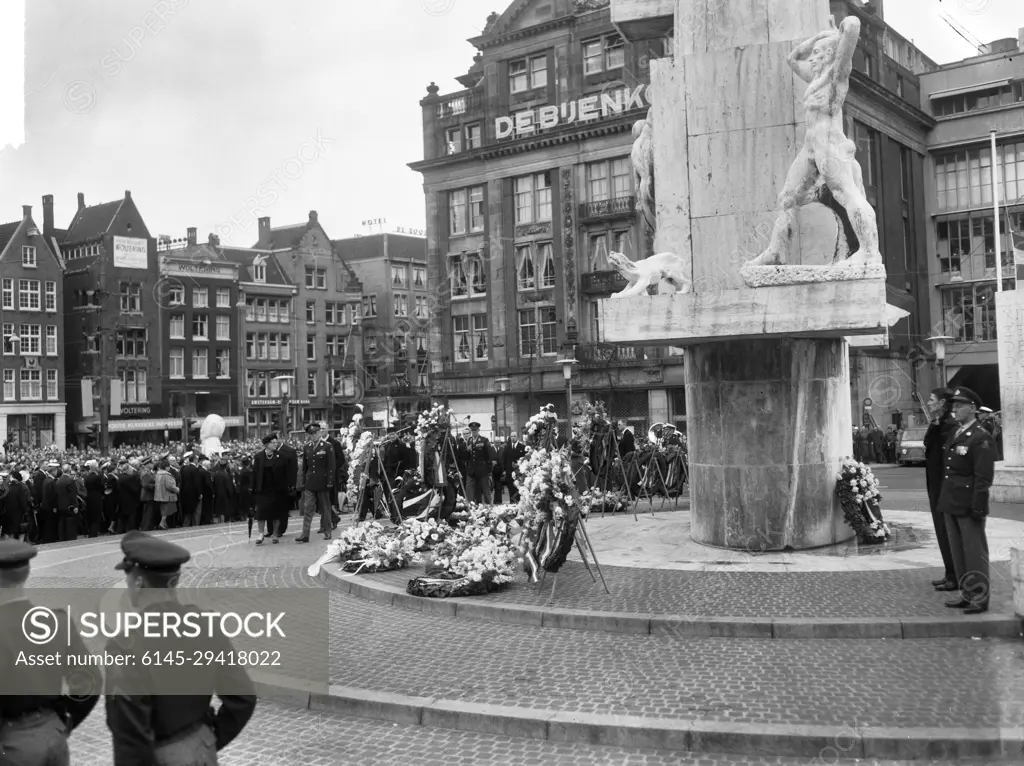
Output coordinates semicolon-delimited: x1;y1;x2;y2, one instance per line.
0;222;20;258
63;199;123;244
220;247;293;286
0;214;65;271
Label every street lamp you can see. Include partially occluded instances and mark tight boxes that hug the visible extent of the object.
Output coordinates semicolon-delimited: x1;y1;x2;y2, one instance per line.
557;353;578;446
273;374;294;435
495;377;510;440
236;298;248;439
926;335;953;387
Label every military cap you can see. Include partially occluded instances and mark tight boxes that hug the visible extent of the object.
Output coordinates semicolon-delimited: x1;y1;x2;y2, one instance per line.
948;387;982;407
468;422;480;430
304;422;321;434
0;539;37;569
46;459;59;467
114;531;191;573
980;406;994;414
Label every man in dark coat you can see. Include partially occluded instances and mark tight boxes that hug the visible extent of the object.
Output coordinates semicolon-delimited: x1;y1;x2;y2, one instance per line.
616;421;636;457
198;459;215;526
139;458;157;531
116;460;143;533
83;460;105;538
39;460;59;543
498;431;527;504
0;470;30;539
276;437;300;536
323;424;348;521
297;423;336;542
101;462;119;533
925;387;959;592
937;386;995;614
212;458;236;523
55;464;80;542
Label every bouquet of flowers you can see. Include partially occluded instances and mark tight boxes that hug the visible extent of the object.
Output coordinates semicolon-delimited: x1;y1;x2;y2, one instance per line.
346;431;374;499
524;405;559;450
345;529;418;574
579;488;627;516
835;459;890;544
450;501;519;533
415;404;455;445
430;523;520;584
401;517;448;551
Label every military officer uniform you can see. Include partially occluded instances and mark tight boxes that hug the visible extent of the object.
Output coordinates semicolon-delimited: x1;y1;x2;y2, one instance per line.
297;423;336;542
936;387;995;614
465;422;495;505
0;540;100;766
105;532;257;765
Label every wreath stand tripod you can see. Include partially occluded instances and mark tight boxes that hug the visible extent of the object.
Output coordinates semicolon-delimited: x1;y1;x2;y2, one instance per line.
353;441;401;525
421;430;468;523
631;447;672;514
591;427;640;521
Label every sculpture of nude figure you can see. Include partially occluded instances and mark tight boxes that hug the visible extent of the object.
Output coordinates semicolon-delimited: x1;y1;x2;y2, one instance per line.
748;15;881;267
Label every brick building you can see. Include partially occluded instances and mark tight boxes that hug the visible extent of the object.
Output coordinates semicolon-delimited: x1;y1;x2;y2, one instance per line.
59;191;165;447
155;230;242;437
411;0;938;437
333;232;430;429
0;204;66;450
253;212;363;433
919;32;1024;408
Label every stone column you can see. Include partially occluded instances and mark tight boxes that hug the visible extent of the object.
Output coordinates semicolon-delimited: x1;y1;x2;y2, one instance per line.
687;338;853;549
992;290;1024;501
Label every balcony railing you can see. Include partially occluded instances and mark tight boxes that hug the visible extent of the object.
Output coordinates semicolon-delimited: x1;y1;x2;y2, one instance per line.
578;195;636;221
576;344;659;368
435;90;486;121
581;270;629;295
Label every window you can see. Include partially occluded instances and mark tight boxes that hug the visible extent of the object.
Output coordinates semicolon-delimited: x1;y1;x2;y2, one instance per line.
325;303;336;325
21;246;36;268
446;127;462;155
115;328;147;357
449;185;485;235
267;301;278;323
192;314;208;339
307;333;316;360
472;314;488;361
937;219;968;275
44;281;56;311
2;369;12;400
900;148;910;202
902;218;912;274
362;295;378;316
307;370;317;398
46;369;57;400
305;268;315;289
942;284;998;343
170;314;185;338
414;296;428;318
392;266;406;287
246;371;269;397
518;307;558;355
192;287;208;308
19;370;41;401
45;326;57;355
516;246;535;291
120;369;146;403
849;119;876;188
413;267;426;287
586;159;631;202
862;52;873;78
306;301;316;323
168;284;184;305
2;279;11;310
514;172;553;224
325;335;345;357
450;189;466;235
279;334;290;360
216;315;230;340
590;299;601;341
18;280;40;310
365;365;379;390
170;348;184;378
936;142;1024;212
934;83;1022;116
192;348;208;378
252;262;266;282
18;325;40;355
394;293;408;316
118;281;141;313
896;75;903;99
583;34;624;74
509;53;547;93
518;310;537;356
216;288;230;308
216;349;230;378
466;123;482;150
516;243;555;290
305;267;327;289
453;316;470;361
449;254;468;297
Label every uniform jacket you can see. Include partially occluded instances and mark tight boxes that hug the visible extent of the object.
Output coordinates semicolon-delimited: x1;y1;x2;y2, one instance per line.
937;420;996;519
300;439;337;492
924;413;958;509
466;435;495;478
41;474;57;513
325;435;347;489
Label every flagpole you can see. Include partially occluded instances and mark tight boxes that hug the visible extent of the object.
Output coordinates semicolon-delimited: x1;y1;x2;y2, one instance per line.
991;129;1002;292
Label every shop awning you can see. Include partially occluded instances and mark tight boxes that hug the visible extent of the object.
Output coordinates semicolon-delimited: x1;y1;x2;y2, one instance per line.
929;79;1012;99
75;416;244;433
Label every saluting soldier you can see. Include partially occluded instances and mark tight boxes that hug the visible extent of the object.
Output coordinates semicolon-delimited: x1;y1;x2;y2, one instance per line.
297;423;337;543
937;387;995;615
0;539;100;766
105;531;257;765
465;422;495;505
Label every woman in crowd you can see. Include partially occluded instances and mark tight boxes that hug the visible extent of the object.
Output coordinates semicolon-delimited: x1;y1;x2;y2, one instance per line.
153;458;179;532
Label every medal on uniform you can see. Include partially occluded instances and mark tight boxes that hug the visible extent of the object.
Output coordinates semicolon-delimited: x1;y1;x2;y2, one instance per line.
956;445;968;456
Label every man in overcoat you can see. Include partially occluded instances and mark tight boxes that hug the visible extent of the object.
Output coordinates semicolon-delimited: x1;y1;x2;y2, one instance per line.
937;386;995;614
924;387;959;592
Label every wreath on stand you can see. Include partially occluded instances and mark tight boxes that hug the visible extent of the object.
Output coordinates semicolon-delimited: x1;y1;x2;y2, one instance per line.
516;446;584;581
835;460;890;544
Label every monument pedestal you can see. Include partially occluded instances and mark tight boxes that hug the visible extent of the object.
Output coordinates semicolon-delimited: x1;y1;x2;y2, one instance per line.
686;338;853;550
991;463;1024;503
996;290;1024;502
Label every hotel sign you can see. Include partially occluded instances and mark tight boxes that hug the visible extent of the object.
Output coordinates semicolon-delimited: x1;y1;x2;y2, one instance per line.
495;85;651;140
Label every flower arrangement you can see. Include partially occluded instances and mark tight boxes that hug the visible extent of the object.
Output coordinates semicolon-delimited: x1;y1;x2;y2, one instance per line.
430;523;519;584
571;400;609;462
403;517;448;551
346;431;374;498
415;404;456;445
524;405;559;450
835;459;890;544
517;447;578;534
579;488;626;516
344;530;417;574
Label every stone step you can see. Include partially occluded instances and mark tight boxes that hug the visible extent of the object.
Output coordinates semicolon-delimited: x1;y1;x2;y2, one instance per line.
319;562;1024;640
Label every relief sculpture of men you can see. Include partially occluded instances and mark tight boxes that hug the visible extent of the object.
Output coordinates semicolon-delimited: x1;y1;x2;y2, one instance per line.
748;16;881;268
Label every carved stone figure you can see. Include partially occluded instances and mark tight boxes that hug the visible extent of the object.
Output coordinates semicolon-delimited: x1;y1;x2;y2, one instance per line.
630;109;655;233
608;251;690;298
747;16;881;268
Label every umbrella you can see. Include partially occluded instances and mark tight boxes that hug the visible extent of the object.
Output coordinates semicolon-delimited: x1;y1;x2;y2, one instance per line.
247;506;254;538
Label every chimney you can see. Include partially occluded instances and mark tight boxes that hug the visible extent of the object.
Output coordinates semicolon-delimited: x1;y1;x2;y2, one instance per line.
258;217;271;243
124;190;131;199
309;210;318;224
22;205;31;219
42;194;54;239
77;192;85;212
187;227;197;245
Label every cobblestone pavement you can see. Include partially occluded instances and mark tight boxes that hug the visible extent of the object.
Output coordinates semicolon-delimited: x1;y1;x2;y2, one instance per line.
66;700;1013;766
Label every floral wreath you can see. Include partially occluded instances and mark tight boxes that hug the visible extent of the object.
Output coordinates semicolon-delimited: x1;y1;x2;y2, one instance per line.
524;405;559;451
835;459;890;543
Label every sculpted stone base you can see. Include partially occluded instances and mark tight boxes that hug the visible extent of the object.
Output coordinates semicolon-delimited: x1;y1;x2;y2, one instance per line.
685;337;854;550
740;261;885;288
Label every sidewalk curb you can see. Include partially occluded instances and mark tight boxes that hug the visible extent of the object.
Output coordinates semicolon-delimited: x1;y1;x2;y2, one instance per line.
319;564;1024;640
257;680;1024;760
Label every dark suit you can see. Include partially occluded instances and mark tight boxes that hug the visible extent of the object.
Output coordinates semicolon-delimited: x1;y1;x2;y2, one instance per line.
498;438;527;503
937;421;995;608
325;435;347;519
179;462;203;526
212;467;236;521
55;474;79;542
925;413;959;583
199;466;215;525
39;473;58;543
84;471;105;537
300;439;336;539
253;447;297;531
116;471;142;532
0;478;29;538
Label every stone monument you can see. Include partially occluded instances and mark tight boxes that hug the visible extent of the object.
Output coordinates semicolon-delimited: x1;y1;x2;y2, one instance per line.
992;290;1024;501
602;0;903;550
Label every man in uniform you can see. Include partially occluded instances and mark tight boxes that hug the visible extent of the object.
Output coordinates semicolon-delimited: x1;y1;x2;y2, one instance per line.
297;423;336;543
937;386;995;615
105;531;257;764
0;539;100;765
465;422;495;505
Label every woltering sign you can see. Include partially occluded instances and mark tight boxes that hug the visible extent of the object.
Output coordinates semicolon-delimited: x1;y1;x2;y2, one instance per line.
495;85;650;140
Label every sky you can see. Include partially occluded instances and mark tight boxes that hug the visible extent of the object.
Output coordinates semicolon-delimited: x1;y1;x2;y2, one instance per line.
0;0;1020;247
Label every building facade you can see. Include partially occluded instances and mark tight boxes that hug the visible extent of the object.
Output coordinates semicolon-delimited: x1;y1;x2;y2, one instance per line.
59;191;166;447
253;212;363;433
919;33;1024;409
156;230;242;437
0;204;66;450
334;232;430;429
412;0;938;437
